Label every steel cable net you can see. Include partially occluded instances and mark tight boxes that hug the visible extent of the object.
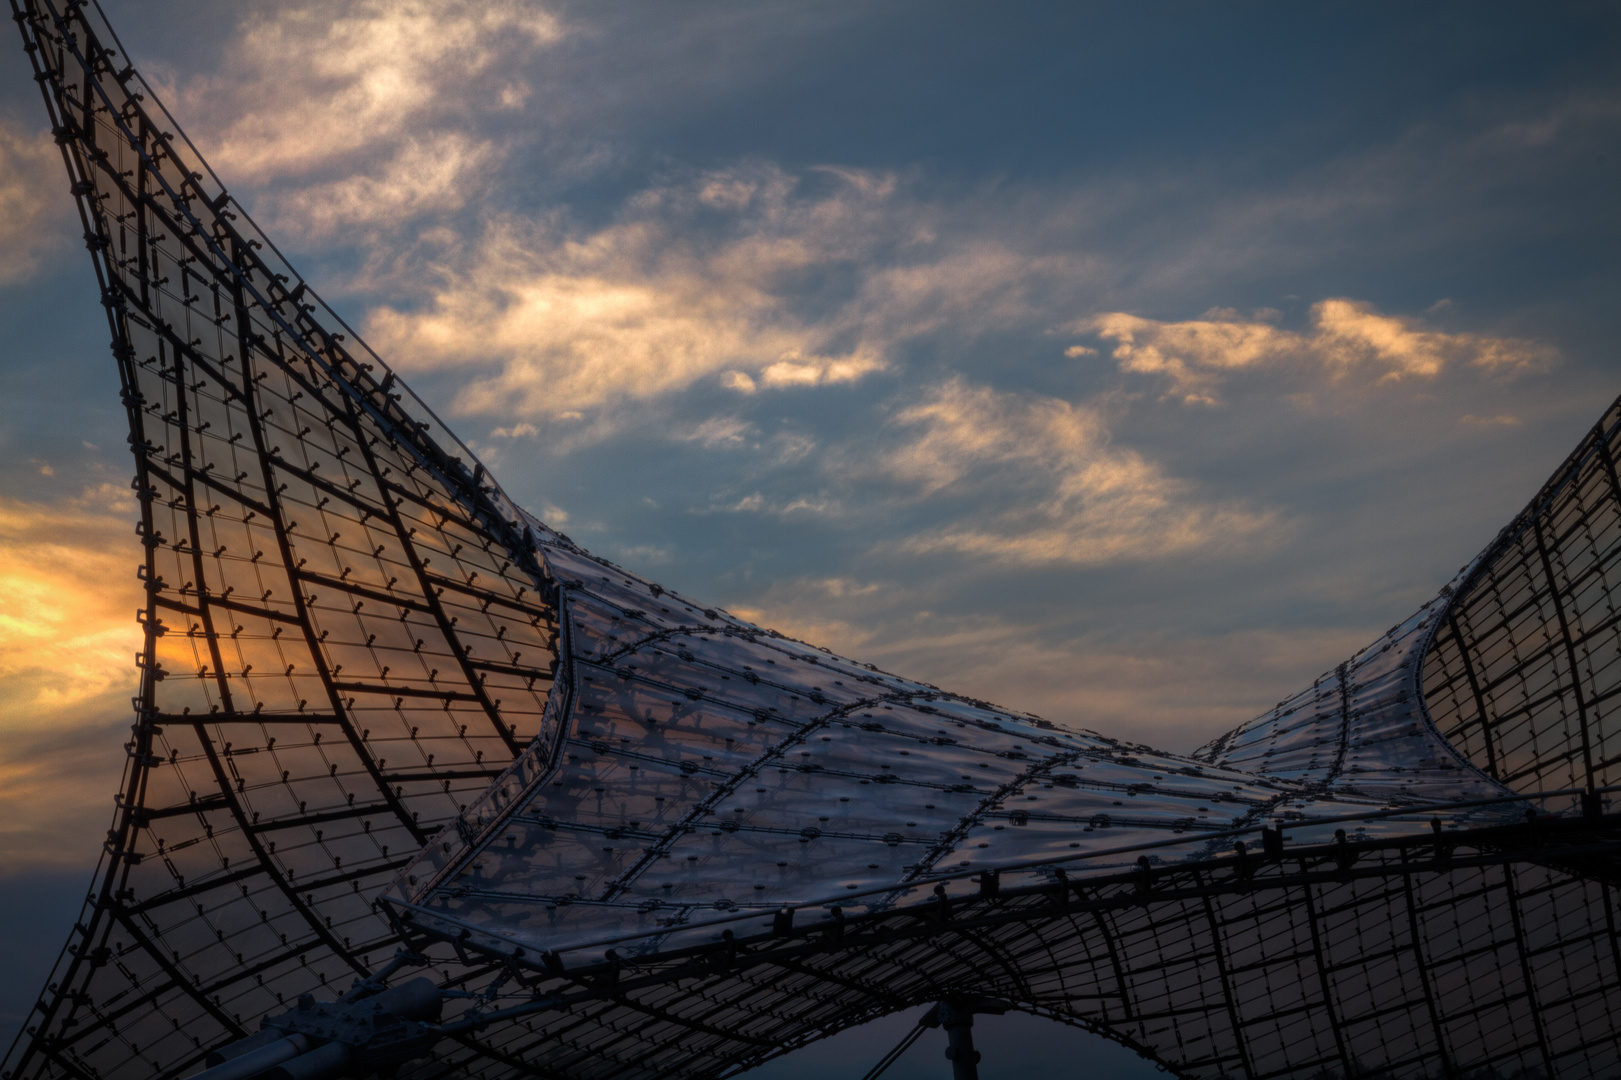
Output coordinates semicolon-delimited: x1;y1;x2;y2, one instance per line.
6;2;1621;1079
5;2;567;1078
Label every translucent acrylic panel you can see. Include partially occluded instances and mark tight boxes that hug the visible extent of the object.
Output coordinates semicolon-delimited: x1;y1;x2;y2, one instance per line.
16;4;1621;1079
5;5;566;1080
397;546;1543;972
1426;400;1621;816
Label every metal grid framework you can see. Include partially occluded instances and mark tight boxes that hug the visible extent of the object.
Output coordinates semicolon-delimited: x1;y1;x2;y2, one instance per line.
4;3;572;1079
6;3;1621;1079
1424;400;1621;808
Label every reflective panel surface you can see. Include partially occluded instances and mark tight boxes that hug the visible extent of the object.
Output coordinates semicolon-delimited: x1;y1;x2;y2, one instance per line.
7;4;1621;1079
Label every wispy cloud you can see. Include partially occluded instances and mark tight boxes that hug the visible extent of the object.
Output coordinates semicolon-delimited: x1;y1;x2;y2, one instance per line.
0;486;162;868
362;219;881;415
680;416;757;448
154;0;564;242
177;0;562;177
267;133;501;238
1074;300;1558;405
356;159;1116;424
362;165;911;417
729;575;1373;753
0;485;142;729
713;489;840;518
0;121;70;285
0;718;129;871
875;379;1278;565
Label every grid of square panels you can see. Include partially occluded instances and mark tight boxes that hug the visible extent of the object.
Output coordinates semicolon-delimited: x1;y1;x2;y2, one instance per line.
383;831;1621;1080
8;2;1621;1080
384;517;1621;1080
4;5;564;1080
1425;399;1621;813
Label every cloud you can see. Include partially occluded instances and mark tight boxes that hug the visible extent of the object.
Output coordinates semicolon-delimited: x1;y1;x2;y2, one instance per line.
354;160;1115;423
1076;300;1558;405
695;375;1279;565
0;121;70;285
362;165;917;418
809;577;882;599
759;355;883;389
601;542;673;566
728;576;1373;754
363;220;881;415
0;486;142;730
0;487;152;868
874;379;1278;565
265;133;500;238
0;719;128;871
176;0;562;178
715;490;839;517
681;416;756;448
149;1;564;241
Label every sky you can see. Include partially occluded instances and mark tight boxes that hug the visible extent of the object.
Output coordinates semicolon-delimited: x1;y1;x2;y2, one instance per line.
1;1;1619;1073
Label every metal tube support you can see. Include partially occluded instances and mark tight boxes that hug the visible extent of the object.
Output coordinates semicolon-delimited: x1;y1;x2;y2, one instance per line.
936;1000;981;1080
204;1030;285;1069
264;1042;351;1080
188;1036;309;1080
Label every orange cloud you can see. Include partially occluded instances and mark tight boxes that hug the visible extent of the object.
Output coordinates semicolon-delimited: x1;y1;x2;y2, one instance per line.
0;485;142;731
0;486;143;869
363;166;903;417
879;379;1279;565
177;0;563;180
1077;300;1557;404
362;163;1099;423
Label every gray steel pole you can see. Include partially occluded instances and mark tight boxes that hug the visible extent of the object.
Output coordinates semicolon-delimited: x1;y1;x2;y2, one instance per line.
936;1000;981;1080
